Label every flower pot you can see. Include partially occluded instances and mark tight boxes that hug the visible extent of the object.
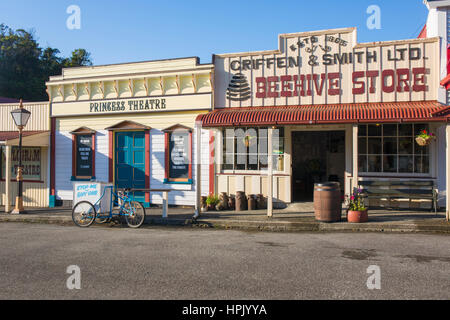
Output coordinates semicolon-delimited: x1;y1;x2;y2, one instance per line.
347;209;368;223
416;136;431;147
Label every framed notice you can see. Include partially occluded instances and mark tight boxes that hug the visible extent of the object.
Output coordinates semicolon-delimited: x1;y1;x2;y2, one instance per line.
163;125;193;184
71;127;96;181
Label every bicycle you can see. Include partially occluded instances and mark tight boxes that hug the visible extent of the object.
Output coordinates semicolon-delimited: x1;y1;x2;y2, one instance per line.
72;186;146;228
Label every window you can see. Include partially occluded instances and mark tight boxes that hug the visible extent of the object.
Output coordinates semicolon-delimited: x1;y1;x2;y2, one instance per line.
71;127;96;181
358;124;430;174
163;124;193;184
1;146;42;181
222;127;285;171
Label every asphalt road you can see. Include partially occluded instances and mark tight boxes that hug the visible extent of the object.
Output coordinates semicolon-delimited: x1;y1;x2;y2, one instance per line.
0;223;449;300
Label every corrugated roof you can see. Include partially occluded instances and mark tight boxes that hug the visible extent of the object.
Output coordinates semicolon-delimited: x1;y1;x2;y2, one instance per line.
198;101;448;127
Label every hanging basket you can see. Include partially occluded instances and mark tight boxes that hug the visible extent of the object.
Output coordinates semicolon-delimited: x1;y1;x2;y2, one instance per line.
415;136;432;147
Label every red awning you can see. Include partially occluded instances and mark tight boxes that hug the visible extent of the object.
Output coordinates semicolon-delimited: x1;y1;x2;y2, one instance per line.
197;101;448;127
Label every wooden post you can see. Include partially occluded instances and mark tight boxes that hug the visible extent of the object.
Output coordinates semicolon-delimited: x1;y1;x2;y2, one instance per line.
446;124;450;222
352;124;359;193
268;127;273;218
194;121;202;218
5;145;11;213
162;191;169;218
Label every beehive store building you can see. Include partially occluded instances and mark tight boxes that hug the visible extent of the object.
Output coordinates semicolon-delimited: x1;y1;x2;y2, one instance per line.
199;27;450;211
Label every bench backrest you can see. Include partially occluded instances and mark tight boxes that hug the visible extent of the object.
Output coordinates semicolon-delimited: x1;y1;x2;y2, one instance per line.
358;180;435;197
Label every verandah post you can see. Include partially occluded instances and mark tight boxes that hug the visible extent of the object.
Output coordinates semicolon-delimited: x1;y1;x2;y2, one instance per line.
268;127;273;218
446;124;450;222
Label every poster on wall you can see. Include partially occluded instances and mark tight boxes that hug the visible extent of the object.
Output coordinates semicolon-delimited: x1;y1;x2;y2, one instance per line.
76;135;93;177
1;147;41;181
168;132;189;180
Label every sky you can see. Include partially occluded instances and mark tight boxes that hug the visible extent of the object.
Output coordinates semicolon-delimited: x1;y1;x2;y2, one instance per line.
0;0;430;66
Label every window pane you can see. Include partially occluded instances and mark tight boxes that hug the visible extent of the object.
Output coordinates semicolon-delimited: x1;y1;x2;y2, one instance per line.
358;137;367;155
368;124;382;136
259;155;268;170
383;124;397;137
398;124;413;136
368;138;382;154
415;156;429;174
399;156;413;173
235;154;246;170
398;137;413;155
368;155;382;172
414;143;429;155
383;137;397;154
383;155;397;173
223;153;233;170
358;125;367;137
359;155;368;173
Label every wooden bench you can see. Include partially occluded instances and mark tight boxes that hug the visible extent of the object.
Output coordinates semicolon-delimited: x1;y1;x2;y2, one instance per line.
128;188;172;218
358;180;438;213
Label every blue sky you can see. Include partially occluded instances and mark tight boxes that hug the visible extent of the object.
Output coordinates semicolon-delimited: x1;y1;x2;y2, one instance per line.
0;0;429;66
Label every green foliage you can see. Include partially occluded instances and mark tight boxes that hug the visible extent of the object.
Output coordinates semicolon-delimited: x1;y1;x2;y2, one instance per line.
0;24;93;101
346;188;367;212
206;194;220;206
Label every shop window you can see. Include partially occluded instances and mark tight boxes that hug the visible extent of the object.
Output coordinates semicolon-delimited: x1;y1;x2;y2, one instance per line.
163;124;193;184
71;127;96;181
222;127;285;172
358;124;430;174
1;146;42;182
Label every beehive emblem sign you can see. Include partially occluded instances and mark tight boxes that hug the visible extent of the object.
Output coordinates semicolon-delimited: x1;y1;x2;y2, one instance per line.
226;73;251;102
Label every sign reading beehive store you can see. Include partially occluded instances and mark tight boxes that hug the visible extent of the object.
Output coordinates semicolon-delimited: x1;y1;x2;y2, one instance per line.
215;28;439;108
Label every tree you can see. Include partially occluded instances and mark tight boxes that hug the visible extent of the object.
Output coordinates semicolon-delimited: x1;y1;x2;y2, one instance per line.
0;24;93;101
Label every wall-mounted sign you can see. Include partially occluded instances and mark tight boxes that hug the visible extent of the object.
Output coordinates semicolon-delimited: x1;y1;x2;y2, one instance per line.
76;135;93;177
214;28;439;108
50;94;212;117
1;147;41;181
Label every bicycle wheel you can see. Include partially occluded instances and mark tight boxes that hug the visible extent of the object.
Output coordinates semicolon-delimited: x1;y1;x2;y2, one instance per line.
95;215;111;224
72;201;96;227
124;201;146;228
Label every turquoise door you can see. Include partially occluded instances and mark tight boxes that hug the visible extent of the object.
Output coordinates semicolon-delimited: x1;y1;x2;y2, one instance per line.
115;131;146;202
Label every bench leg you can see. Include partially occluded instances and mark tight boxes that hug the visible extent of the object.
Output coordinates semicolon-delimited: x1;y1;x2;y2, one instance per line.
162;192;169;218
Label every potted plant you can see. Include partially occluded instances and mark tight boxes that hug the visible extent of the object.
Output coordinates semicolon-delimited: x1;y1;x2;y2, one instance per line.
205;194;220;211
346;188;368;223
416;129;436;147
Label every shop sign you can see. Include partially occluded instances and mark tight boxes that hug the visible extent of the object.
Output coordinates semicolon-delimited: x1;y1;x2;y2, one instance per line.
1;147;41;181
215;28;439;107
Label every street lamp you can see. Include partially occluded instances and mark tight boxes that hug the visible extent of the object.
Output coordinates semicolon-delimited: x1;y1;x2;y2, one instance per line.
10;99;31;214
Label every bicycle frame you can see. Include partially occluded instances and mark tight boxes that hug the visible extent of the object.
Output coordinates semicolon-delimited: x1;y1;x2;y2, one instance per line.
92;186;136;220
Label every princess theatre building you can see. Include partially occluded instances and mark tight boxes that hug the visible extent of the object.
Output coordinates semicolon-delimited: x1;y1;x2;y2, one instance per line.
199;26;450;214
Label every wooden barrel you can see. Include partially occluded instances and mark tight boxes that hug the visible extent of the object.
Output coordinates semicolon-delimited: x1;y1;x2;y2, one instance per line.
235;191;247;211
314;182;342;222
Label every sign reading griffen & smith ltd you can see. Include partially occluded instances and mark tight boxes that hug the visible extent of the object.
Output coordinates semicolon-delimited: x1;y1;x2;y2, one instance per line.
215;28;439;107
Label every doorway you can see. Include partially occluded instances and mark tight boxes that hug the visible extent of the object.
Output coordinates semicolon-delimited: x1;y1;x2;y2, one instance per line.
292;131;346;202
115;131;146;202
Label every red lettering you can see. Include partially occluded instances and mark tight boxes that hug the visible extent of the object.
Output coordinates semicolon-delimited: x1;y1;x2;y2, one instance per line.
280;75;292;97
382;69;396;93
293;75;306;96
396;68;410;92
312;74;326;96
352;71;365;95
366;70;379;94
255;77;267;98
328;72;341;95
267;76;279;98
413;67;427;92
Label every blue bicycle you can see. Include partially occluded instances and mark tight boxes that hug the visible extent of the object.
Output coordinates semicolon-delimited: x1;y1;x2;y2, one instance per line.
72;187;146;228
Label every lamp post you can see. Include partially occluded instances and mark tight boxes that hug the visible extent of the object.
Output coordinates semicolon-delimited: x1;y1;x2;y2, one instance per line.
10;99;31;214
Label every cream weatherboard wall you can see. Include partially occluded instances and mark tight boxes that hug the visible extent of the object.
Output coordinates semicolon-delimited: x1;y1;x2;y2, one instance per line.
47;57;214;206
0;102;50;208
